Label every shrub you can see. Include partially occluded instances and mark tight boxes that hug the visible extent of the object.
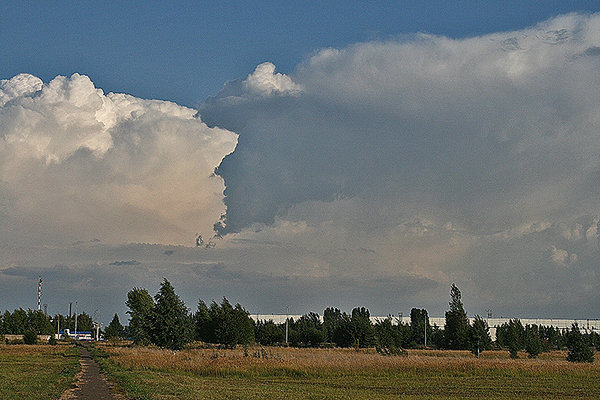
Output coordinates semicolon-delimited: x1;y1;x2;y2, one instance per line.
376;345;408;356
23;329;38;345
48;334;57;345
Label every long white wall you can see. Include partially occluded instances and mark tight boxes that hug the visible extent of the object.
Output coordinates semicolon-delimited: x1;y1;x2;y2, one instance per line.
251;314;600;341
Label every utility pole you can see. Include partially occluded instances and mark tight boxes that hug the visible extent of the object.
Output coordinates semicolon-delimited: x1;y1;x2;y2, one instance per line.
93;310;98;341
74;301;78;335
424;317;427;348
285;306;289;345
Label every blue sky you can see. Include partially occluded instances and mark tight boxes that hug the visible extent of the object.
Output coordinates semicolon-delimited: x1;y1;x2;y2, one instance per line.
2;1;599;105
1;2;600;323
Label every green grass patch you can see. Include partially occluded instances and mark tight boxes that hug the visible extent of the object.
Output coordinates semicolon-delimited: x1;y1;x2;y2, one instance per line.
0;344;80;400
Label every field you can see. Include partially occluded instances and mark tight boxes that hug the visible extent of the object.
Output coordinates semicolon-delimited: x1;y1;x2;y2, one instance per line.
0;344;80;400
94;344;600;399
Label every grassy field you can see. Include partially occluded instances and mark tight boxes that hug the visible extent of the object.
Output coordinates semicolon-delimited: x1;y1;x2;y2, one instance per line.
0;344;80;400
94;344;600;399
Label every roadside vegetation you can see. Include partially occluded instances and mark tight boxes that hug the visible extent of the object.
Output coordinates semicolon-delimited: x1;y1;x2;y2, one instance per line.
0;344;79;400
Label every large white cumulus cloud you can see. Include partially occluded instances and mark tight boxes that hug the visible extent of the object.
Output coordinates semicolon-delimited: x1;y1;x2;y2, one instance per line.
0;73;238;245
200;13;600;316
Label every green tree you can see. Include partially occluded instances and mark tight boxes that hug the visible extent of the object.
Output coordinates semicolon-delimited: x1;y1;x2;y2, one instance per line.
469;316;492;357
150;279;193;350
374;317;401;348
75;312;94;332
323;307;343;343
296;312;325;347
444;284;470;349
27;309;54;334
566;323;594;363
255;320;285;345
430;324;445;349
5;308;27;334
499;319;525;358
331;313;354;347
209;298;255;347
351;307;375;348
104;313;124;340
193;300;212;342
410;308;431;348
126;287;154;345
524;324;543;358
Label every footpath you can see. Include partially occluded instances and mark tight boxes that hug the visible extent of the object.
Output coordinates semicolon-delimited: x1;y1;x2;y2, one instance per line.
60;345;124;400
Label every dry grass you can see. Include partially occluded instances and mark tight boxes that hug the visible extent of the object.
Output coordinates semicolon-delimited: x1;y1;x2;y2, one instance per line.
100;345;596;375
94;344;600;399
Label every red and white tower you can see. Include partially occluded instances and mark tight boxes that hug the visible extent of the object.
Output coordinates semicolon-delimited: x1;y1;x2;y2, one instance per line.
37;276;42;311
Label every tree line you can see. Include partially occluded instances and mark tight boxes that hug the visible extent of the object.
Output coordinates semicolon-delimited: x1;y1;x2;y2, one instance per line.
1;280;597;362
0;309;94;336
109;279;597;362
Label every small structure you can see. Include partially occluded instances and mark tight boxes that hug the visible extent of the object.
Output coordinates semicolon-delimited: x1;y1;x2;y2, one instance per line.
59;329;94;341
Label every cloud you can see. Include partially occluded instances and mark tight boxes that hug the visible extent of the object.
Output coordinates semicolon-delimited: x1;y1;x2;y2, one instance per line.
549;246;577;267
3;13;600;319
204;13;600;237
243;62;303;97
198;13;600;316
0;73;238;246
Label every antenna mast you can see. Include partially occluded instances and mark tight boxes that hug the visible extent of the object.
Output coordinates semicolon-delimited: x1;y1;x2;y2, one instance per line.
37;276;43;311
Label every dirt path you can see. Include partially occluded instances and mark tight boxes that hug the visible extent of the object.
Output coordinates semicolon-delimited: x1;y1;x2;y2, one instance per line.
60;345;125;400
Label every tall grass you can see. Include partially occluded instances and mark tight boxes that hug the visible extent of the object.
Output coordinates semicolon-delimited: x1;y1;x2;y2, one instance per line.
95;344;600;399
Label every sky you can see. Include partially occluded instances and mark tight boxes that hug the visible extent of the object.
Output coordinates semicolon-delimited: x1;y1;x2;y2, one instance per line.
1;2;600;326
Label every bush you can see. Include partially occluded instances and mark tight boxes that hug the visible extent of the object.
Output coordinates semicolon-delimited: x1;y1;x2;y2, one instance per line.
23;329;38;345
48;334;57;345
376;345;408;356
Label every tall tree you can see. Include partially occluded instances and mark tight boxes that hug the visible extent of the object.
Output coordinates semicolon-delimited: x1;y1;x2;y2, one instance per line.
351;307;375;348
501;319;525;358
126;287;154;345
5;308;27;334
27;309;54;334
444;284;470;350
323;307;343;343
104;313;124;340
150;278;193;350
194;300;212;343
374;317;401;348
566;323;594;363
75;312;94;332
209;297;254;347
469;316;492;357
524;324;543;358
295;312;324;347
331;313;354;347
410;308;431;347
